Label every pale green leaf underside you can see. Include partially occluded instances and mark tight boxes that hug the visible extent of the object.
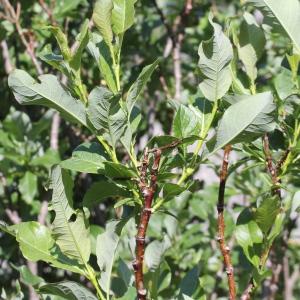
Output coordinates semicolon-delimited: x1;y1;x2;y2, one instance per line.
198;20;233;101
247;0;300;53
8;70;87;127
112;0;137;35
93;0;114;48
50;165;91;264
238;12;266;82
87;87;127;147
13;222;84;275
87;33;118;94
96;221;120;293
213;92;275;153
172;104;201;139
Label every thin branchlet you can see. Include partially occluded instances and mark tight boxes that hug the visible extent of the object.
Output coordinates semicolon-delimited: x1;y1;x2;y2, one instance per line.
263;133;281;198
217;144;236;300
243;134;287;299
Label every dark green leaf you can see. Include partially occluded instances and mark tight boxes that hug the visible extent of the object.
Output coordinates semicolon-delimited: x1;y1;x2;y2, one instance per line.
83;180;130;208
60;142;108;174
39;281;97;300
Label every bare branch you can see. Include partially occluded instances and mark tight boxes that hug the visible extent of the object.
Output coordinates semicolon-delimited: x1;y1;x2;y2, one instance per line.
0;40;13;73
50;112;61;150
1;0;43;75
38;0;57;25
152;0;193;101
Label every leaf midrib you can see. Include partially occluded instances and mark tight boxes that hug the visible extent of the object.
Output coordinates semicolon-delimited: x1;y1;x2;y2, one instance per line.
19;75;86;127
55;175;88;267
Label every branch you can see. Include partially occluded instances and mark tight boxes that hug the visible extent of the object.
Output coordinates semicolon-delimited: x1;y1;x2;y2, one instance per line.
243;134;286;299
150;0;175;46
263;133;281;198
152;0;193;101
133;148;162;300
1;0;43;75
38;0;57;25
0;40;13;73
241;280;255;300
50;111;61;150
217;144;236;300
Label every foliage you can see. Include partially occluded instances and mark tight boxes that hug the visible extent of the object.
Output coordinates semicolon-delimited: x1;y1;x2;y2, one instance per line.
1;0;300;299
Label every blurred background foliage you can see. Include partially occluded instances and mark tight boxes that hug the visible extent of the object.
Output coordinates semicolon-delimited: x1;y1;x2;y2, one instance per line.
0;0;300;299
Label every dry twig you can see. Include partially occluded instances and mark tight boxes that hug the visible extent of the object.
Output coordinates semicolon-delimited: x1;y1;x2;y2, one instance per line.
152;0;193;101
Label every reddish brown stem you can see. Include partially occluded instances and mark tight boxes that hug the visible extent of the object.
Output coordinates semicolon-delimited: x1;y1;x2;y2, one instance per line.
217;144;236;300
133;148;162;300
263;133;281;198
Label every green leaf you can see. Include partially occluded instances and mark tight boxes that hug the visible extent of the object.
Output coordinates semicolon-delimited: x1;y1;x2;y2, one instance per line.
120;106;141;153
247;0;300;53
235;208;263;268
117;287;136;300
96;221;121;293
88;33;118;94
172;105;201;139
104;162;137;179
179;267;200;298
50;165;91;264
46;26;71;61
12;222;84;275
254;196;280;234
39;281;98;300
163;183;185;200
83;180;130;208
274;67;298;100
117;259;133;288
211;92;275;153
145;240;166;271
126;60;159;113
3;110;32;141
39;44;65;74
198;18;233;101
60;142;108;174
31;149;61;169
267;212;285;245
112;0;137;35
19;172;38;204
15;265;44;287
8;70;88;127
93;0;114;49
70;19;89;72
54;0;87;18
87;87;127;147
237;12;266;82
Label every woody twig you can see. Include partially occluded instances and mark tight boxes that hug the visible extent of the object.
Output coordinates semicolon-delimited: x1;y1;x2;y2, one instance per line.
217;144;236;300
